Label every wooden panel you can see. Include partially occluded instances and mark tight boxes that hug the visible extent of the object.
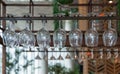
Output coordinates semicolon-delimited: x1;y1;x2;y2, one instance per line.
78;0;88;31
88;48;120;74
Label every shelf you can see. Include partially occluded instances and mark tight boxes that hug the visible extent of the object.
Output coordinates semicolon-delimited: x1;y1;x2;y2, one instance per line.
23;50;120;52
0;16;120;20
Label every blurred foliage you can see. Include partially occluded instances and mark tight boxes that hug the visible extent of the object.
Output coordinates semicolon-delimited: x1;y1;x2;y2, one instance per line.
56;0;73;4
6;49;22;74
6;48;34;74
48;62;81;74
53;0;78;30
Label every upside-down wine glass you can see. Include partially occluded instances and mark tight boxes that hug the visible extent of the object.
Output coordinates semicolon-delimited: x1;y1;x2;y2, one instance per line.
3;14;19;48
19;14;35;51
103;17;117;59
85;20;99;60
69;20;83;60
36;14;51;61
53;13;66;60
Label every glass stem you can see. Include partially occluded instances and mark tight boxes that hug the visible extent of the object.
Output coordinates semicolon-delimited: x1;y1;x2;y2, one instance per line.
25;21;30;30
44;48;47;61
107;49;111;59
91;20;96;30
108;20;112;29
60;48;61;56
99;48;103;59
91;48;94;59
42;20;46;29
114;48;118;59
8;21;15;31
73;20;78;30
74;47;77;60
59;20;62;29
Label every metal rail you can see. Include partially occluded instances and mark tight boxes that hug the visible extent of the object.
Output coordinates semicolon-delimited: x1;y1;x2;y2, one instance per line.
0;16;120;20
23;50;120;52
5;3;117;7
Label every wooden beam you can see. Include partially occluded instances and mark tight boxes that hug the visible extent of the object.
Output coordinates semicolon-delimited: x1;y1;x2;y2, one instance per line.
1;0;6;6
2;4;6;29
2;46;6;74
78;0;88;31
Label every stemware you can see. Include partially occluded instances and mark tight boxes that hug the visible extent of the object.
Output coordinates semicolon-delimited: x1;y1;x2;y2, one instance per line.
19;14;35;51
85;20;99;59
3;14;19;48
35;47;41;60
69;20;83;60
36;14;51;60
99;48;103;59
65;47;71;59
103;19;117;59
53;13;66;60
50;47;56;60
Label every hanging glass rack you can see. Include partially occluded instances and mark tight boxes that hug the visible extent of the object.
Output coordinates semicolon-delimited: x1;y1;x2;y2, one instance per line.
0;16;120;20
0;0;120;74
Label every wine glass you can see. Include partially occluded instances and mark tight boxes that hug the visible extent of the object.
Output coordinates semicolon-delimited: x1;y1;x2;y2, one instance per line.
69;20;83;60
85;20;99;59
19;14;35;51
35;47;42;60
103;19;117;59
36;14;51;60
3;14;19;48
65;47;71;59
53;13;66;60
50;47;56;60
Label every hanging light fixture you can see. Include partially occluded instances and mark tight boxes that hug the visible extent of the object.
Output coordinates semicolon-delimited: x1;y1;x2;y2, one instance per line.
108;0;113;4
